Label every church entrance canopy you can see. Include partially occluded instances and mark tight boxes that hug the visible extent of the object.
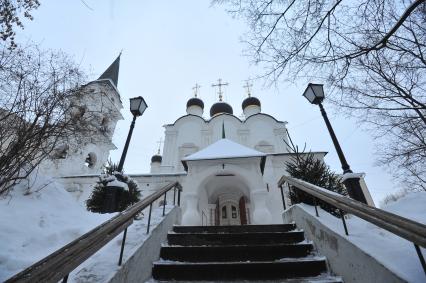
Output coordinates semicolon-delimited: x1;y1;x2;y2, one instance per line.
181;138;266;174
181;139;271;226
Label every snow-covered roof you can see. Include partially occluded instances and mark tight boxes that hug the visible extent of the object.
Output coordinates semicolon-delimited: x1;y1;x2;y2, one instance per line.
182;138;266;161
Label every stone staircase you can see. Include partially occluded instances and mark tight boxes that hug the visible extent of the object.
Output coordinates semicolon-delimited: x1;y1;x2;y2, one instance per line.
151;224;342;282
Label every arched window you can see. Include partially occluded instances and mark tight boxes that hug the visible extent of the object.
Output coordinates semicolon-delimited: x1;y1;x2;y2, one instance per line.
84;152;97;168
231;206;237;218
221;206;227;219
100;117;110;134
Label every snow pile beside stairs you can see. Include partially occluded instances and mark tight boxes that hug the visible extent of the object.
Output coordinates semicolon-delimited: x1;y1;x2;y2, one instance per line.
296;191;426;283
0;174;114;281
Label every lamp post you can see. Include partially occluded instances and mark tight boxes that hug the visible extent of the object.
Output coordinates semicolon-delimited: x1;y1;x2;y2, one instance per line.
117;96;148;172
302;83;367;204
116;96;148;266
104;96;148;214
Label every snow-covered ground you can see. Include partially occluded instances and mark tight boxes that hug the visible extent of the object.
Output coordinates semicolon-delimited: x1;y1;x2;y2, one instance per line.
0;174;114;281
1;172;425;282
298;191;426;283
0;173;171;282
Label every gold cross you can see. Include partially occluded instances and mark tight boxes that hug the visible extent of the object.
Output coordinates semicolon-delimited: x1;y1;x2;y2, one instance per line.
156;137;164;154
192;83;201;97
212;78;229;101
243;81;253;97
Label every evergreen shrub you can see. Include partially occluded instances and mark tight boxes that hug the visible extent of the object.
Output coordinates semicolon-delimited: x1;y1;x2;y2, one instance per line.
286;152;348;217
86;160;141;213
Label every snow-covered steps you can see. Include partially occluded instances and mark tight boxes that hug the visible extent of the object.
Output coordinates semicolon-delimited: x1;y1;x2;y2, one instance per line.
152;260;330;281
160;243;314;262
151;224;342;282
148;274;343;283
172;223;297;233
168;230;305;246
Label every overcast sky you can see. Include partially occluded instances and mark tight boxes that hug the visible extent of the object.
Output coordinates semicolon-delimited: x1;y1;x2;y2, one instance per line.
17;0;398;204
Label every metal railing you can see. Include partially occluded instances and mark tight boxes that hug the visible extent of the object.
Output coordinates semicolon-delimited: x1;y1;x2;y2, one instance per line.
6;181;182;283
278;175;426;274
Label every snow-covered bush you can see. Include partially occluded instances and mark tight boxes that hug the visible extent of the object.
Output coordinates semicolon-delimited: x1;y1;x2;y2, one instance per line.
86;161;141;213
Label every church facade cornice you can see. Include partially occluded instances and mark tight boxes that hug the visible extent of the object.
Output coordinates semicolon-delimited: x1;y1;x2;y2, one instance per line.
164;112;288;128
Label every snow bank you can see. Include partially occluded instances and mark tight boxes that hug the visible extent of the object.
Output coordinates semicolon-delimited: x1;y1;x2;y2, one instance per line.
298;191;426;283
0;174;114;281
381;191;426;224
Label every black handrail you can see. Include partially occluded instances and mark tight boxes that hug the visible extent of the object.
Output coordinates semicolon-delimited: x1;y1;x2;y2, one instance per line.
278;175;426;274
6;181;182;283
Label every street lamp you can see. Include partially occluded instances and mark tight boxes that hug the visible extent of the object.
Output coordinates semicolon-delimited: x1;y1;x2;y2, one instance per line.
117;96;148;171
103;96;148;214
302;83;368;204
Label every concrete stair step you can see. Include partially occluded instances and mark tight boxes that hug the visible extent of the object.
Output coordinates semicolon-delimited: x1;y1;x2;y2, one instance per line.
172;224;297;234
160;243;314;262
152;259;328;281
167;231;305;246
147;275;343;282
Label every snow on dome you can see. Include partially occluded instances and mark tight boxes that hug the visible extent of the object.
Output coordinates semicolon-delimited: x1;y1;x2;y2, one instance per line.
182;138;265;161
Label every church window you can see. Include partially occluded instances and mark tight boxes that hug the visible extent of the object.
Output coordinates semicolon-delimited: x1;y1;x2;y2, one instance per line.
100;117;110;134
231;206;237;218
84;152;97;168
221;206;227;219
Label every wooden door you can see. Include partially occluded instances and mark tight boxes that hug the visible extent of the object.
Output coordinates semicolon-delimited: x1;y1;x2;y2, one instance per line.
239;196;247;225
220;203;240;225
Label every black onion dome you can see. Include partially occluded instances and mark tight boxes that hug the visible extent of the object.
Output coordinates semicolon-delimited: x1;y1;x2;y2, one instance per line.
210;102;233;117
186;97;204;109
151;154;162;163
242;96;261;110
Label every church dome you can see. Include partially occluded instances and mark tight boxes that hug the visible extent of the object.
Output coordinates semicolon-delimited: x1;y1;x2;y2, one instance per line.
210;102;233;117
186;97;204;109
242;96;261;110
151;154;162;163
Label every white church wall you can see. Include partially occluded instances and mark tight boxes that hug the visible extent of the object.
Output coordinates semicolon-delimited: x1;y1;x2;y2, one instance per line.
244;115;288;153
130;174;185;207
243;105;261;117
162;113;290;172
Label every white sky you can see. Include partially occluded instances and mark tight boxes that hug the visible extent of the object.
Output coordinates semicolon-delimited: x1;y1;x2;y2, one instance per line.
17;0;398;204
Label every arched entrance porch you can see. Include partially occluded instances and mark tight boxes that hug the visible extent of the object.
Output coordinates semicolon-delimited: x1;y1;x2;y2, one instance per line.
199;174;251;226
181;159;272;226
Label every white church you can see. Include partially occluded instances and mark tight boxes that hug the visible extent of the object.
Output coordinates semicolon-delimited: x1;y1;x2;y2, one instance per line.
54;56;374;226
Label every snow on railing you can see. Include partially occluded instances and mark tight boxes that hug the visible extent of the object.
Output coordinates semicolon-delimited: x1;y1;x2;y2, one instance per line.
6;181;182;283
278;175;426;274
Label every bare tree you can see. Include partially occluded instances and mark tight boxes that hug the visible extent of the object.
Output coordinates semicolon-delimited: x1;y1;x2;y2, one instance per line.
0;0;40;49
0;43;97;195
216;0;426;190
